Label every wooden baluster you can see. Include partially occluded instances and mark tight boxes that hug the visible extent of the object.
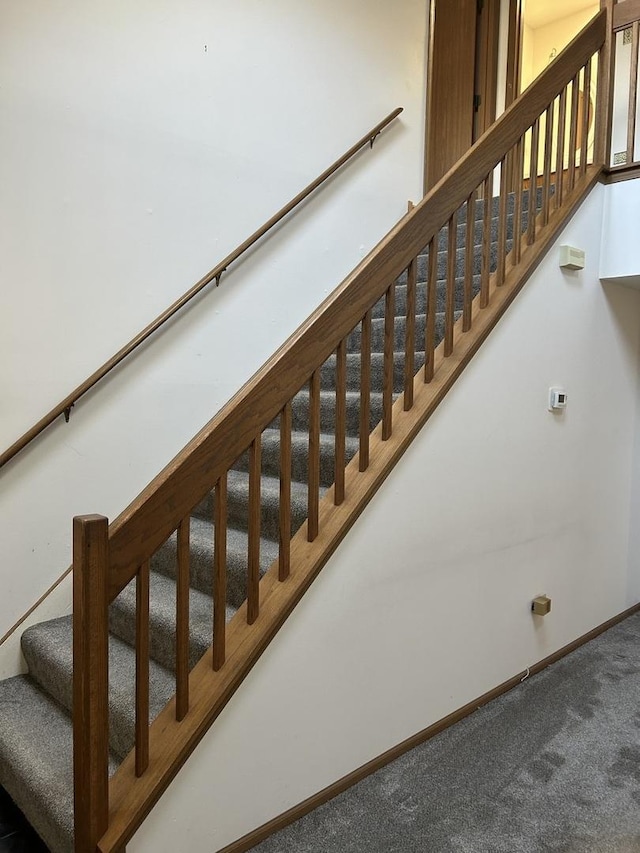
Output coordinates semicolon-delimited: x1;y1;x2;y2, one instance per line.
463;190;475;332
513;138;524;265
213;473;228;670
480;176;491;308
580;59;592;175
176;516;190;721
247;437;261;623
135;559;150;777
73;514;109;853
555;87;567;207
382;284;395;440
425;236;438;381
595;1;615;168
567;73;580;191
334;340;347;503
279;402;292;581
542;101;554;226
527;119;540;246
496;158;508;285
444;212;457;354
307;370;320;541
404;255;417;410
359;310;372;471
628;22;640;166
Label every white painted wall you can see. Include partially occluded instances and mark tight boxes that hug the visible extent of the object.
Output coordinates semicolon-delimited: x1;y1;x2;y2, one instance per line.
601;177;640;285
130;184;640;852
0;0;428;659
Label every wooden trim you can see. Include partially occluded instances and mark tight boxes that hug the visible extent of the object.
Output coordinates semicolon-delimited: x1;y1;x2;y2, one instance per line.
474;0;501;140
505;0;523;110
102;15;606;602
602;161;640;181
613;0;640;31
0;109;404;472
216;599;640;853
97;165;604;853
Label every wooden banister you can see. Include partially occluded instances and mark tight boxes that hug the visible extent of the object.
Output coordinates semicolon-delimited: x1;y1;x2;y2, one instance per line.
102;10;607;602
0;107;403;472
68;11;614;851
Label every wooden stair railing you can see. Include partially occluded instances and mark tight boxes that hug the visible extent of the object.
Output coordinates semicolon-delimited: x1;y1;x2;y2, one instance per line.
73;11;610;853
0;107;403;471
606;0;640;174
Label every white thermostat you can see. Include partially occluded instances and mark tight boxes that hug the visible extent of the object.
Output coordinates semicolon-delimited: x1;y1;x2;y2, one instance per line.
559;245;585;270
548;387;568;411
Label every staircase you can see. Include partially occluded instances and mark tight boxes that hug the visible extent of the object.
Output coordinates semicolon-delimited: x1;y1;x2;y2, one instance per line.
0;191;538;853
0;11;612;849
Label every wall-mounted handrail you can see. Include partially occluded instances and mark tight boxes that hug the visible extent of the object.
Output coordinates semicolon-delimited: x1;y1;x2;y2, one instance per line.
0;107;403;471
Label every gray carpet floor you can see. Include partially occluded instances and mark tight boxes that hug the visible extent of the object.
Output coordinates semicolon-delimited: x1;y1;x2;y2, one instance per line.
251;611;640;853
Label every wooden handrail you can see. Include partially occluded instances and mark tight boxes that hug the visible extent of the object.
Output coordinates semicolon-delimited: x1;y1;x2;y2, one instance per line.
613;0;640;31
0;107;403;471
104;11;607;599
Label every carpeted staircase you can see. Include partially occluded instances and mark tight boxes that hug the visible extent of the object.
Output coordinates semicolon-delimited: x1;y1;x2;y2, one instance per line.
0;189;541;852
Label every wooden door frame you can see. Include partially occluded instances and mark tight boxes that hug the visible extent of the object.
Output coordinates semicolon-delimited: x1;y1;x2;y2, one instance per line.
475;0;502;141
423;0;504;194
505;0;524;109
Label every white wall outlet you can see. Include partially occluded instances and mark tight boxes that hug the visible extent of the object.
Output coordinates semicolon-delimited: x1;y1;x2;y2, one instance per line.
559;245;585;270
548;387;567;412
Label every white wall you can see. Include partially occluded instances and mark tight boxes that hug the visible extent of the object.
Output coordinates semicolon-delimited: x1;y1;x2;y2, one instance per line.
0;0;428;658
600;178;640;284
130;184;640;852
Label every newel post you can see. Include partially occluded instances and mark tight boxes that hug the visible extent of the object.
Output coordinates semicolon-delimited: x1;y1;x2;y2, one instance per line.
595;0;616;167
73;514;110;852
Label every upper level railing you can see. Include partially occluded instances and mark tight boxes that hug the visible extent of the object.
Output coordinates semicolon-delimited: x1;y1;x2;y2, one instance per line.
605;0;640;172
73;12;609;853
0;107;403;471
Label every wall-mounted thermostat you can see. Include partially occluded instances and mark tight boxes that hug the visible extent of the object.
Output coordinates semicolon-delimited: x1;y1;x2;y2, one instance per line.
548;387;567;411
559;245;585;270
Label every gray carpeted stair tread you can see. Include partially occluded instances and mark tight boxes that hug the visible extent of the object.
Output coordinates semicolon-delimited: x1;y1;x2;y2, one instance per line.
233;427;360;488
21;616;175;763
109;570;235;673
151;514;280;603
371;276;483;321
348;310;451;355
0;675;117;853
321;351;427;395
289;387;386;435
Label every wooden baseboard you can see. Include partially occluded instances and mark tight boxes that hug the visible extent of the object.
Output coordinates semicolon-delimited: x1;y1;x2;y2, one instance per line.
217;601;640;853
